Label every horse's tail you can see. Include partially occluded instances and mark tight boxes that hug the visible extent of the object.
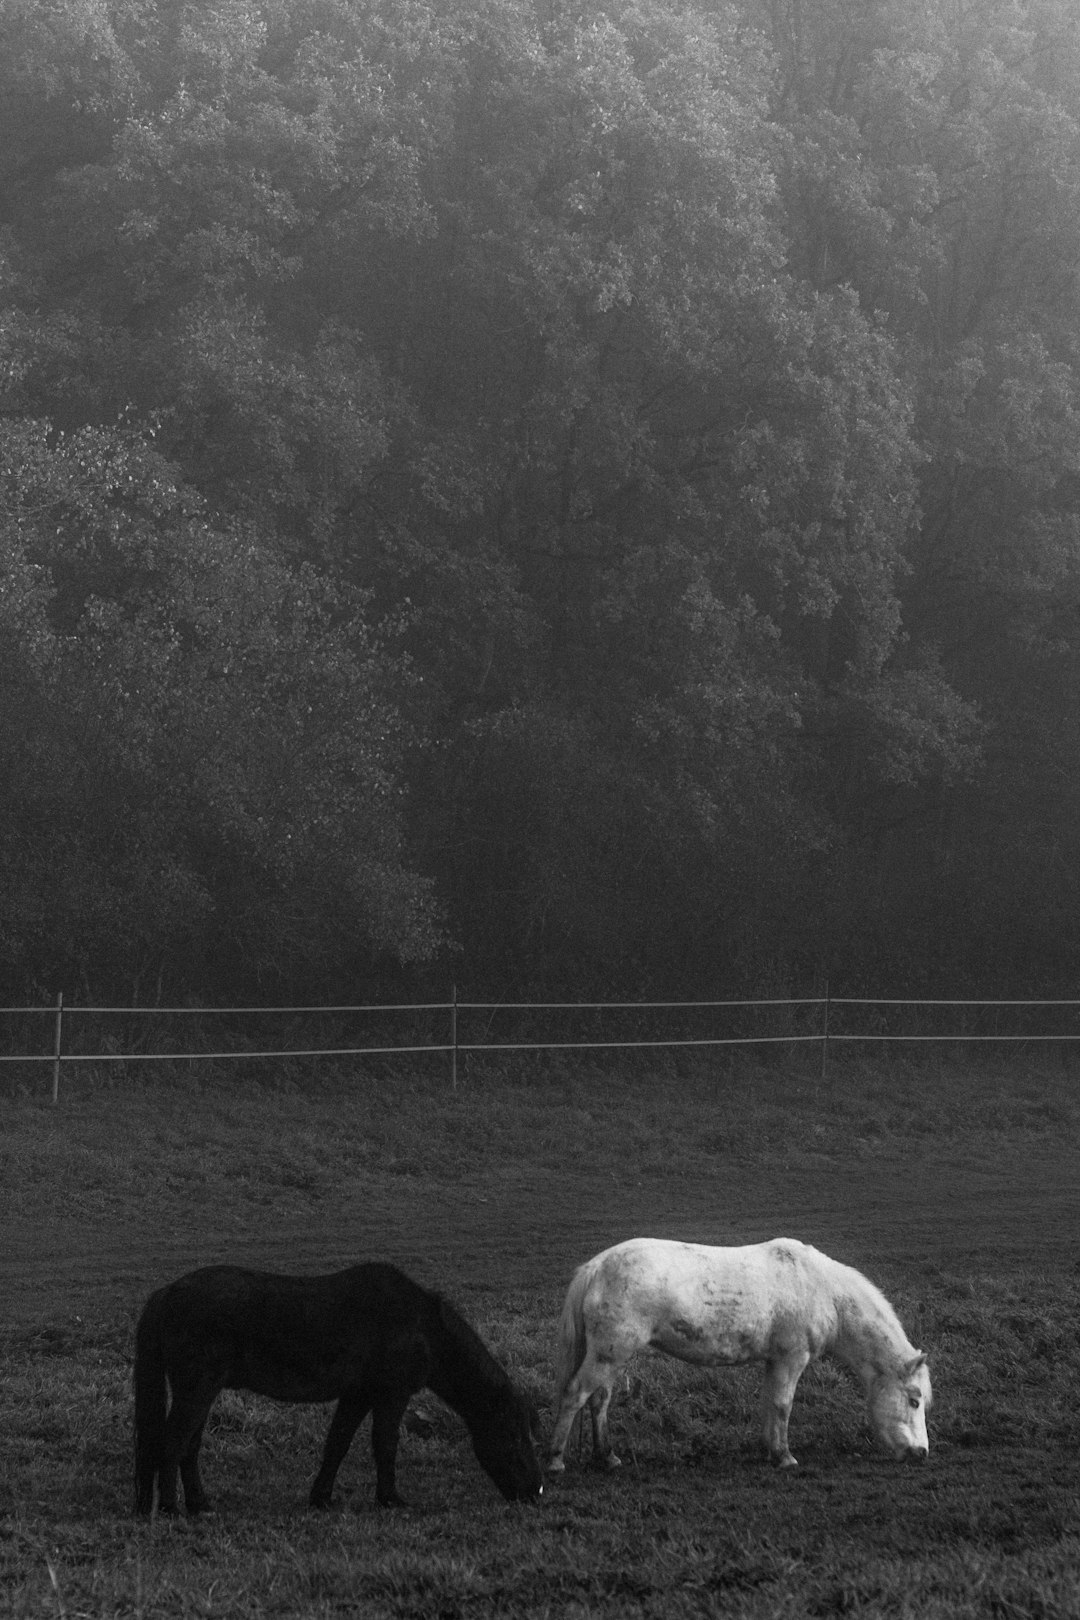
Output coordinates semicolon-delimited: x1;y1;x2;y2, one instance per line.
553;1257;597;1400
133;1295;167;1515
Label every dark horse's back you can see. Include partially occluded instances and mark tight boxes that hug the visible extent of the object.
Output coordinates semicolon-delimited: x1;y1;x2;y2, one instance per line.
139;1262;435;1404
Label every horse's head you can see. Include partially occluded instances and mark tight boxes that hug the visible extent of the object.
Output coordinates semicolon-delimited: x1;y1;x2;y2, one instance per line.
471;1386;544;1502
867;1353;932;1459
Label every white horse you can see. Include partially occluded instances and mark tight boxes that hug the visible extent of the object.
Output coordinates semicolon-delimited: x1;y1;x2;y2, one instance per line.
546;1237;931;1472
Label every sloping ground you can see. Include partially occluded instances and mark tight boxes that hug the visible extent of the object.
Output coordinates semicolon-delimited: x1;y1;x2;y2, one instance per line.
4;1132;1077;1330
2;1063;1079;1620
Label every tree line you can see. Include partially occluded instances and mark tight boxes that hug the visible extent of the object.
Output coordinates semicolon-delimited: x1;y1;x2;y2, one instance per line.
2;0;1079;1003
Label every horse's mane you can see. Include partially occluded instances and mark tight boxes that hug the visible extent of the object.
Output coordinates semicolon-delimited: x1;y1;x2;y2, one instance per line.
428;1291;515;1394
823;1252;913;1358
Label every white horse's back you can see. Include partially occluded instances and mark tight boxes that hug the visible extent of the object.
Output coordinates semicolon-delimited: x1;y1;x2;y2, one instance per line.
548;1236;931;1473
579;1236;841;1357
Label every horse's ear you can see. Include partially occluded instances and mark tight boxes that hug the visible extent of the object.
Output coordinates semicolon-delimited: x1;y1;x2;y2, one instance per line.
906;1352;927;1375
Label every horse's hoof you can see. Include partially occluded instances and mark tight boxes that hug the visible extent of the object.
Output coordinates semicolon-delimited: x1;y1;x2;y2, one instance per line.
546;1456;566;1474
376;1491;409;1509
776;1454;799;1470
597;1453;622;1472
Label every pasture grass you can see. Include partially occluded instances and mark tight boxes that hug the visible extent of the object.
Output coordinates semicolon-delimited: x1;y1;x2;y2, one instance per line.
4;1044;1079;1212
2;1050;1080;1616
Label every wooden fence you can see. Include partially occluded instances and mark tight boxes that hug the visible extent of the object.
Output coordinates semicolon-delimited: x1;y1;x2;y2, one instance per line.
3;990;1080;1103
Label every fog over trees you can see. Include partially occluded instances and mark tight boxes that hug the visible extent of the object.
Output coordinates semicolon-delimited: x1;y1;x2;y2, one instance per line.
3;0;1080;1001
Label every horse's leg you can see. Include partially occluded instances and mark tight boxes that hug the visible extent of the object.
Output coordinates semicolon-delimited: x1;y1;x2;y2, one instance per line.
370;1390;413;1508
587;1382;621;1471
156;1399;189;1515
547;1350;619;1472
159;1383;219;1515
179;1420;211;1515
759;1350;811;1468
309;1390;371;1509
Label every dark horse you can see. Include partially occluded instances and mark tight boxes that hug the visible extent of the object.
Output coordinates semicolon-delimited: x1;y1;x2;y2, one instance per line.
133;1261;543;1515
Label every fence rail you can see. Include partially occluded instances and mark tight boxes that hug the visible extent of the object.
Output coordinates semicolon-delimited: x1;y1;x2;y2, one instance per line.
3;990;1080;1103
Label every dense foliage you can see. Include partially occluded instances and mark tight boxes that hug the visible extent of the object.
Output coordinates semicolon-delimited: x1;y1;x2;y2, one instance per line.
2;0;1079;1000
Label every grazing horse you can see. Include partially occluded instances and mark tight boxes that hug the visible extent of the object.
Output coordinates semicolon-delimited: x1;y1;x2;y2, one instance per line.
546;1237;931;1473
134;1261;543;1515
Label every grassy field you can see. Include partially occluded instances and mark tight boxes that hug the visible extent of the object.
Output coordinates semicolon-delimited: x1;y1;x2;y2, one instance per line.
2;1051;1079;1616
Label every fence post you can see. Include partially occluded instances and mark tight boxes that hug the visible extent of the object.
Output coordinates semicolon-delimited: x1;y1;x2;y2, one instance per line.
819;979;830;1086
451;983;458;1091
51;991;64;1106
